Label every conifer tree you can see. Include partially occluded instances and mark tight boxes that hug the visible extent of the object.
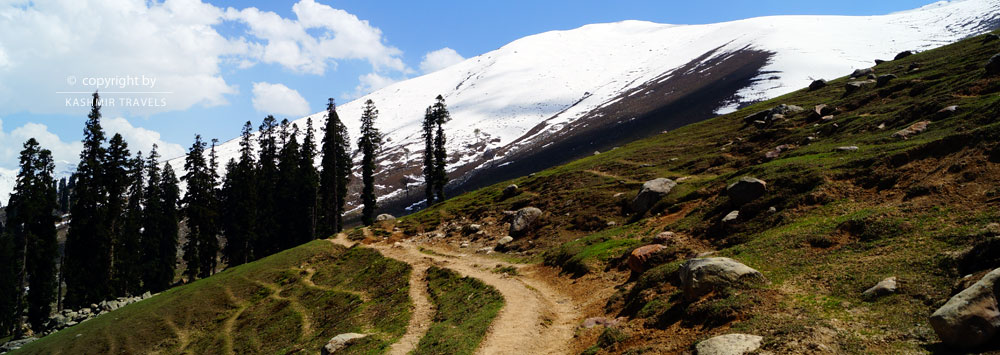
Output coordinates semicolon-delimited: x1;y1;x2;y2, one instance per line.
6;139;58;332
319;99;352;236
140;147;165;291
221;122;257;266
432;95;451;202
358;99;383;226
300;118;319;240
0;224;15;337
421;106;435;206
114;153;144;296
57;178;68;213
256;116;279;256
276;122;306;249
181;135;218;280
104;134;131;290
152;162;180;290
65;92;111;308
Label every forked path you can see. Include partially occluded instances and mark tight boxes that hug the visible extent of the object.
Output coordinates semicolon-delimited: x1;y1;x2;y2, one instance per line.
329;234;581;355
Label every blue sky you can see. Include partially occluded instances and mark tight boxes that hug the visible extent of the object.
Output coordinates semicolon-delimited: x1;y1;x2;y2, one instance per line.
0;0;940;171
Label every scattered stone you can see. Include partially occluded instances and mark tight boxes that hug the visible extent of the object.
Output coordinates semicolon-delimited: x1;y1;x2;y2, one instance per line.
593;151;601;155
874;59;887;65
722;210;740;223
938;105;958;114
462;224;482;235
727;177;767;206
679;257;766;300
460;241;470;248
894;50;914;60
613;192;625;199
627;244;668;273
497;236;514;246
909;62;922;71
476;246;494;254
876;74;897;87
987;54;1000;76
696;334;763;355
863;276;899;299
850;67;874;78
502;184;519;198
845;80;874;94
321;333;368;355
630;178;677;212
984;33;1000;43
835;146;859;152
1;337;39;353
581;317;619;329
653;231;675;244
509;207;542;236
867;73;877;80
809;79;828;91
892;120;930;139
930;267;1000;348
375;214;396;222
785;105;804;113
767;206;778;213
813;104;837;117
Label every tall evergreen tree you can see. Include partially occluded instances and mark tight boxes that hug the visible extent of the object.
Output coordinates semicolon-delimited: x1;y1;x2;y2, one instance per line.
65;92;111;308
57;178;68;213
181;135;218;280
255;116;279;256
104;134;131;291
152;162;180;290
319;99;352;237
300;118;320;240
0;222;15;337
431;95;451;202
421;106;435;206
114;152;144;296
357;99;383;226
276;122;306;249
221;122;257;266
140;147;165;291
5;139;58;332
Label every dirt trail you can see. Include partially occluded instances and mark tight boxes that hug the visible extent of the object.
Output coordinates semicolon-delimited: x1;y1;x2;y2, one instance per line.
330;234;581;355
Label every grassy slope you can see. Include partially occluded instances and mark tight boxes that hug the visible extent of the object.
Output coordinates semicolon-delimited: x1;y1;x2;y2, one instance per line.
413;266;504;355
15;241;411;355
397;30;1000;353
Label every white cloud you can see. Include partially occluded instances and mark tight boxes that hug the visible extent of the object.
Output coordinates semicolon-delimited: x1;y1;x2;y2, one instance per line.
103;117;186;160
350;72;401;98
251;82;311;117
0;0;409;116
2;121;83;169
420;47;465;74
224;0;408;75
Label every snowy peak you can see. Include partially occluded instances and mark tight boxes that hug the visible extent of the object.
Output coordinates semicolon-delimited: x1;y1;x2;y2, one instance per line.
165;0;1000;216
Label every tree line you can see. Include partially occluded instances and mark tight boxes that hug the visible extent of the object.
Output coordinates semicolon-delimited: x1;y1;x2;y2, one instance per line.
0;92;451;338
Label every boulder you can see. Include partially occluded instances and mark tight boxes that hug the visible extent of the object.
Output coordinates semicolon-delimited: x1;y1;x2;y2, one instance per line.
722;210;740;223
581;317;619;329
502;184;519;198
653;231;676;244
462;224;482;235
892;121;930;139
845;80;874;94
930;267;1000;348
497;236;514;246
987;53;1000;76
627;244;668;273
835;146;859;152
876;74;897;87
984;33;1000;43
321;333;367;355
894;50;914;60
695;334;763;355
938;105;958;114
509;207;542;236
742;110;771;125
863;276;898;299
679;257;766;299
630;178;677;212
765;144;792;159
727;177;767;206
375;214;396;222
874;59;887;65
850;67;874;78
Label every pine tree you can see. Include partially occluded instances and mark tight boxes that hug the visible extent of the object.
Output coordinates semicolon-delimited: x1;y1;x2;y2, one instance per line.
57;178;68;213
432;95;451;202
421;106;435;206
140;147;166;291
154;162;180;290
221;122;257;266
104;134;131;292
255;116;279;256
0;224;15;337
114;152;144;296
276;121;306;249
358;99;383;226
65;92;111;308
319;99;352;237
6;139;58;332
300;118;319;240
181;135;218;280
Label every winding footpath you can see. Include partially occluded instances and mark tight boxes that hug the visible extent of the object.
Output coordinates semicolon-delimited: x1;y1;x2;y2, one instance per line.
329;234;581;355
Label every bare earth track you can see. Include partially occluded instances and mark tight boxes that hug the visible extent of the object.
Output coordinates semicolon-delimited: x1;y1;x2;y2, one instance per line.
330;233;581;355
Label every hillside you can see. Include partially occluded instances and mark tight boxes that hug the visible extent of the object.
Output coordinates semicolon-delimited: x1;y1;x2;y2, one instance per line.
165;0;1000;218
382;28;1000;353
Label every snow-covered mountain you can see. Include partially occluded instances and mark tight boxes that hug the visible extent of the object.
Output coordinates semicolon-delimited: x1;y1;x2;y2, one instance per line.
169;0;1000;215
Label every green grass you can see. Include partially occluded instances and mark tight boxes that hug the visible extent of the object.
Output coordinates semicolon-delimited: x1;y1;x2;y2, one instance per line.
14;240;411;355
413;266;504;355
